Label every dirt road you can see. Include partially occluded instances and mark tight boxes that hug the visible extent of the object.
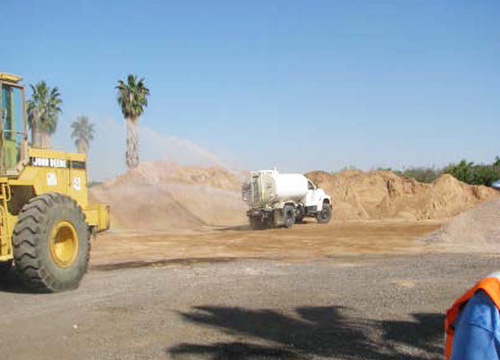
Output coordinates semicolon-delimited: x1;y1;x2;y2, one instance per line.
0;220;489;359
0;252;498;360
90;221;442;267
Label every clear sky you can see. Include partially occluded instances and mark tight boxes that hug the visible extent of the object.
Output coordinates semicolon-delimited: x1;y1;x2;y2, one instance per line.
1;0;499;180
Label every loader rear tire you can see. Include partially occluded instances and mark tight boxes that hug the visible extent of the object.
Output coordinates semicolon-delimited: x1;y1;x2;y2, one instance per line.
12;193;89;292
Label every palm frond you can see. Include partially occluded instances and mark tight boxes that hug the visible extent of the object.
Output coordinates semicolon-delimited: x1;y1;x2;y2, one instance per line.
70;115;95;153
26;81;63;135
116;74;150;121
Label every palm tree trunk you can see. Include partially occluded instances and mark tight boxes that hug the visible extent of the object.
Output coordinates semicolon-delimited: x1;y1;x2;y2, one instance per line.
31;127;41;148
76;139;87;154
31;127;36;147
36;131;44;148
41;132;51;149
126;117;139;170
79;140;89;185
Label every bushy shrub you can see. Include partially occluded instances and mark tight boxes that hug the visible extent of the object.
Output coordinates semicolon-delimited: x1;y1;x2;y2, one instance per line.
88;181;102;188
443;160;500;186
331;157;500;187
401;167;442;183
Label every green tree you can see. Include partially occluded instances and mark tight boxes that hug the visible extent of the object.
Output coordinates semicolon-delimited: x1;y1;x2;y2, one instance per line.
115;75;150;170
70;115;95;155
444;160;474;183
26;81;62;148
443;159;500;186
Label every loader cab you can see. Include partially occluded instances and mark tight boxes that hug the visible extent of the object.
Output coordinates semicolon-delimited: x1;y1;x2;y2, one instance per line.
0;73;27;176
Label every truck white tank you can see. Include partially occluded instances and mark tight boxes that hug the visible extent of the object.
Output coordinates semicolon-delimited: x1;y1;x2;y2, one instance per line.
244;170;308;207
261;172;308;204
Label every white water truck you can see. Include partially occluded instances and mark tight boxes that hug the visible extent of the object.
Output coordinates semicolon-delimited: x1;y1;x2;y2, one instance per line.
242;169;332;229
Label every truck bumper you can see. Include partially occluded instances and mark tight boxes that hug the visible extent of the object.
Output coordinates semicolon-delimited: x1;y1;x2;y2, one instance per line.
247;208;266;217
247;208;284;228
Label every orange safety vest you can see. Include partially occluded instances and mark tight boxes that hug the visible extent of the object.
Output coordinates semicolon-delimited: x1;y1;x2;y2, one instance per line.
444;276;500;359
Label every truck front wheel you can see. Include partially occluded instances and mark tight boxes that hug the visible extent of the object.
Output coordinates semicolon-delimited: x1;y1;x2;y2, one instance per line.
317;203;332;224
283;205;296;228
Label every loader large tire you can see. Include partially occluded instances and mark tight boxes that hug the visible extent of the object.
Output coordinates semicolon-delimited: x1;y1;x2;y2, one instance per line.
13;193;89;292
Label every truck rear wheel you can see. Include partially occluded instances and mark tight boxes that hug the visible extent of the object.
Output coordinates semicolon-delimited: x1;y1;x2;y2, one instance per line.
249;216;259;230
12;193;89;292
250;216;267;230
295;213;304;224
283;205;296;228
317;203;332;224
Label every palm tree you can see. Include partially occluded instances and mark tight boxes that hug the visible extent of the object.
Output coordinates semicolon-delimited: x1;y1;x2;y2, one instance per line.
26;81;62;148
115;75;150;170
71;115;95;155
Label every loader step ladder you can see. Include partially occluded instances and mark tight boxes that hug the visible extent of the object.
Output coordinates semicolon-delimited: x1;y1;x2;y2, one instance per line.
0;183;12;258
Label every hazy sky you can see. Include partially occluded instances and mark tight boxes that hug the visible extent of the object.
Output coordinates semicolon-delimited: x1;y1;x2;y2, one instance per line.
1;0;499;180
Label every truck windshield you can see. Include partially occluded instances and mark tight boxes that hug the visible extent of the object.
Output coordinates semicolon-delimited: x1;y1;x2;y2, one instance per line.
0;84;25;174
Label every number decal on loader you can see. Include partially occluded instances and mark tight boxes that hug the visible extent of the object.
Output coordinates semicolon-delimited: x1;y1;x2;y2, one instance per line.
73;177;81;191
47;172;57;186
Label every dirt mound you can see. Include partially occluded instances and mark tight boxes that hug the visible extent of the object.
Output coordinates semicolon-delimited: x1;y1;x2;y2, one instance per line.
423;198;500;252
306;170;499;221
91;164;499;232
106;162;245;190
89;162;247;231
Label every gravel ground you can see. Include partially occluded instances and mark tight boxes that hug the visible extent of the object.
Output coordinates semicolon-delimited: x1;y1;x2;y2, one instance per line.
0;253;497;360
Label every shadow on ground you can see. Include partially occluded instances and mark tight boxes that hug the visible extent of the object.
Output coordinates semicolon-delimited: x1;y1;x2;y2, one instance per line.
216;225;252;232
91;257;238;271
0;268;40;294
168;306;443;360
216;220;317;232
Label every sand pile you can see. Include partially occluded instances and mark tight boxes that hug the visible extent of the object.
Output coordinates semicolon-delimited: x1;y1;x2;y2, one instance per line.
306;170;499;221
89;161;247;231
423;198;500;252
90;164;499;231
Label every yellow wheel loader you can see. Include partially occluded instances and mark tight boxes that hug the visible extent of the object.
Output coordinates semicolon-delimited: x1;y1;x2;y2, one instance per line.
0;72;109;292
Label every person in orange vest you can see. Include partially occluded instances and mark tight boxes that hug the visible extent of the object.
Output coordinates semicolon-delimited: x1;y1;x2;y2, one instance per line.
444;272;500;359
